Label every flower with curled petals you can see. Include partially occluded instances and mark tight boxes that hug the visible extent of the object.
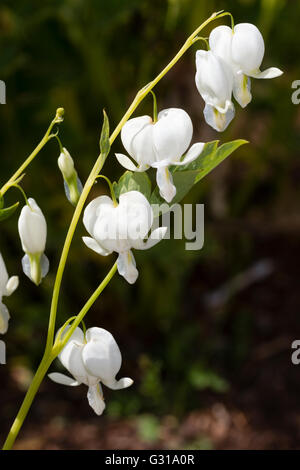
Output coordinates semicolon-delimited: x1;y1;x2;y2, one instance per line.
49;326;133;415
115;108;204;202
82;190;167;284
209;23;283;109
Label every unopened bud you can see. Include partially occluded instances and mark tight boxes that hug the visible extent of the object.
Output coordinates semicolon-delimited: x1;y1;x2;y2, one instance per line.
58;148;75;180
58;148;82;206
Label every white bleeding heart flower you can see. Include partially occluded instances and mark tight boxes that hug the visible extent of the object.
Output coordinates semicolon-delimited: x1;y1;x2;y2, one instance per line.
115;108;204;202
49;326;133;415
18;198;49;286
82;190;167;284
195;49;235;132
209;24;283;108
0;253;18;334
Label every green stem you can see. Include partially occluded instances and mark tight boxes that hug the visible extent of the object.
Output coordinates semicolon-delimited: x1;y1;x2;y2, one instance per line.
2;10;232;450
2;353;53;450
54;262;118;353
0;108;64;197
2;262;117;450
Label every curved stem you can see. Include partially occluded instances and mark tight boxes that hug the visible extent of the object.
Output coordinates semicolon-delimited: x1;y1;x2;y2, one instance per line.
0;108;64;197
46;10;227;353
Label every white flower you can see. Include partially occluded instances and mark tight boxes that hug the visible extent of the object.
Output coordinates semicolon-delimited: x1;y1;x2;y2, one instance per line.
49;326;133;415
82;190;167;284
18;198;49;285
195;49;235;132
115;108;204;202
209;24;283;108
0;253;18;334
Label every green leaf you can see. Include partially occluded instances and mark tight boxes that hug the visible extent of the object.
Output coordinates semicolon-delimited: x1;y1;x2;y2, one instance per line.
176;140;219;172
0;201;19;222
114;171;152;200
99;109;110;158
150;139;248;216
0;195;4;209
194;139;248;183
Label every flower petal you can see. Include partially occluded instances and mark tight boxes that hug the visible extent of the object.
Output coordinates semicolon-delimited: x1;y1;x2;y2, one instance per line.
119;191;153;241
233;73;252;108
195;50;234;112
156;166;176;203
83;327;122;380
249;67;283;79
103;376;133;390
209;25;233;67
153;108;193;162
131;227;167;250
5;276;19;297
82;236;112;256
18;198;47;254
0;302;10;334
121;115;152;158
232;23;265;75
87;384;106;415
83;196;114;236
203;103;235;132
48;372;80;386
117;250;138;284
115;153;140;172
0;253;9;296
175;142;205;166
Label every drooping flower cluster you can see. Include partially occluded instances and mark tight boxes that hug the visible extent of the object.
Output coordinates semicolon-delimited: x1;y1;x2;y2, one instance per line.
195;23;283;131
0;16;283;421
116;108;204;203
82;190;167;284
49;326;133;415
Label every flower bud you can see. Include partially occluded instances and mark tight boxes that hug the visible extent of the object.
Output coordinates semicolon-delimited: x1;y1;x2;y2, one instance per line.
58;148;82;206
18;198;49;285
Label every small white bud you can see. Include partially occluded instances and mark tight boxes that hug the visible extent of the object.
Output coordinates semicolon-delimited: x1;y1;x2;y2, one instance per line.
58;148;75;180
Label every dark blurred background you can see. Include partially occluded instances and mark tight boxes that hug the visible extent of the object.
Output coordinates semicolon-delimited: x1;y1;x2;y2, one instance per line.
0;0;299;450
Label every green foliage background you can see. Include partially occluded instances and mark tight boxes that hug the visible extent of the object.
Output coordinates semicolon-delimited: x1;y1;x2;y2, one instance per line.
0;0;298;433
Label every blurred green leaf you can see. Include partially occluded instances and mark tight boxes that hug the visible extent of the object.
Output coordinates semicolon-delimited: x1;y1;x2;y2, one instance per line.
188;365;229;393
136;414;160;443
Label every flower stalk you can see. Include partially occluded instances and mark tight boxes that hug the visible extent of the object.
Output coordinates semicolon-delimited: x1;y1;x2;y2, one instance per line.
2;10;234;450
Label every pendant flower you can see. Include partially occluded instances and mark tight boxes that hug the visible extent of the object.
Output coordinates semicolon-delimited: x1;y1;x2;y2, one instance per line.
115;108;204;202
82;190;167;284
49;326;133;415
195;49;235;132
18;198;49;286
0;253;19;334
209;23;283;108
